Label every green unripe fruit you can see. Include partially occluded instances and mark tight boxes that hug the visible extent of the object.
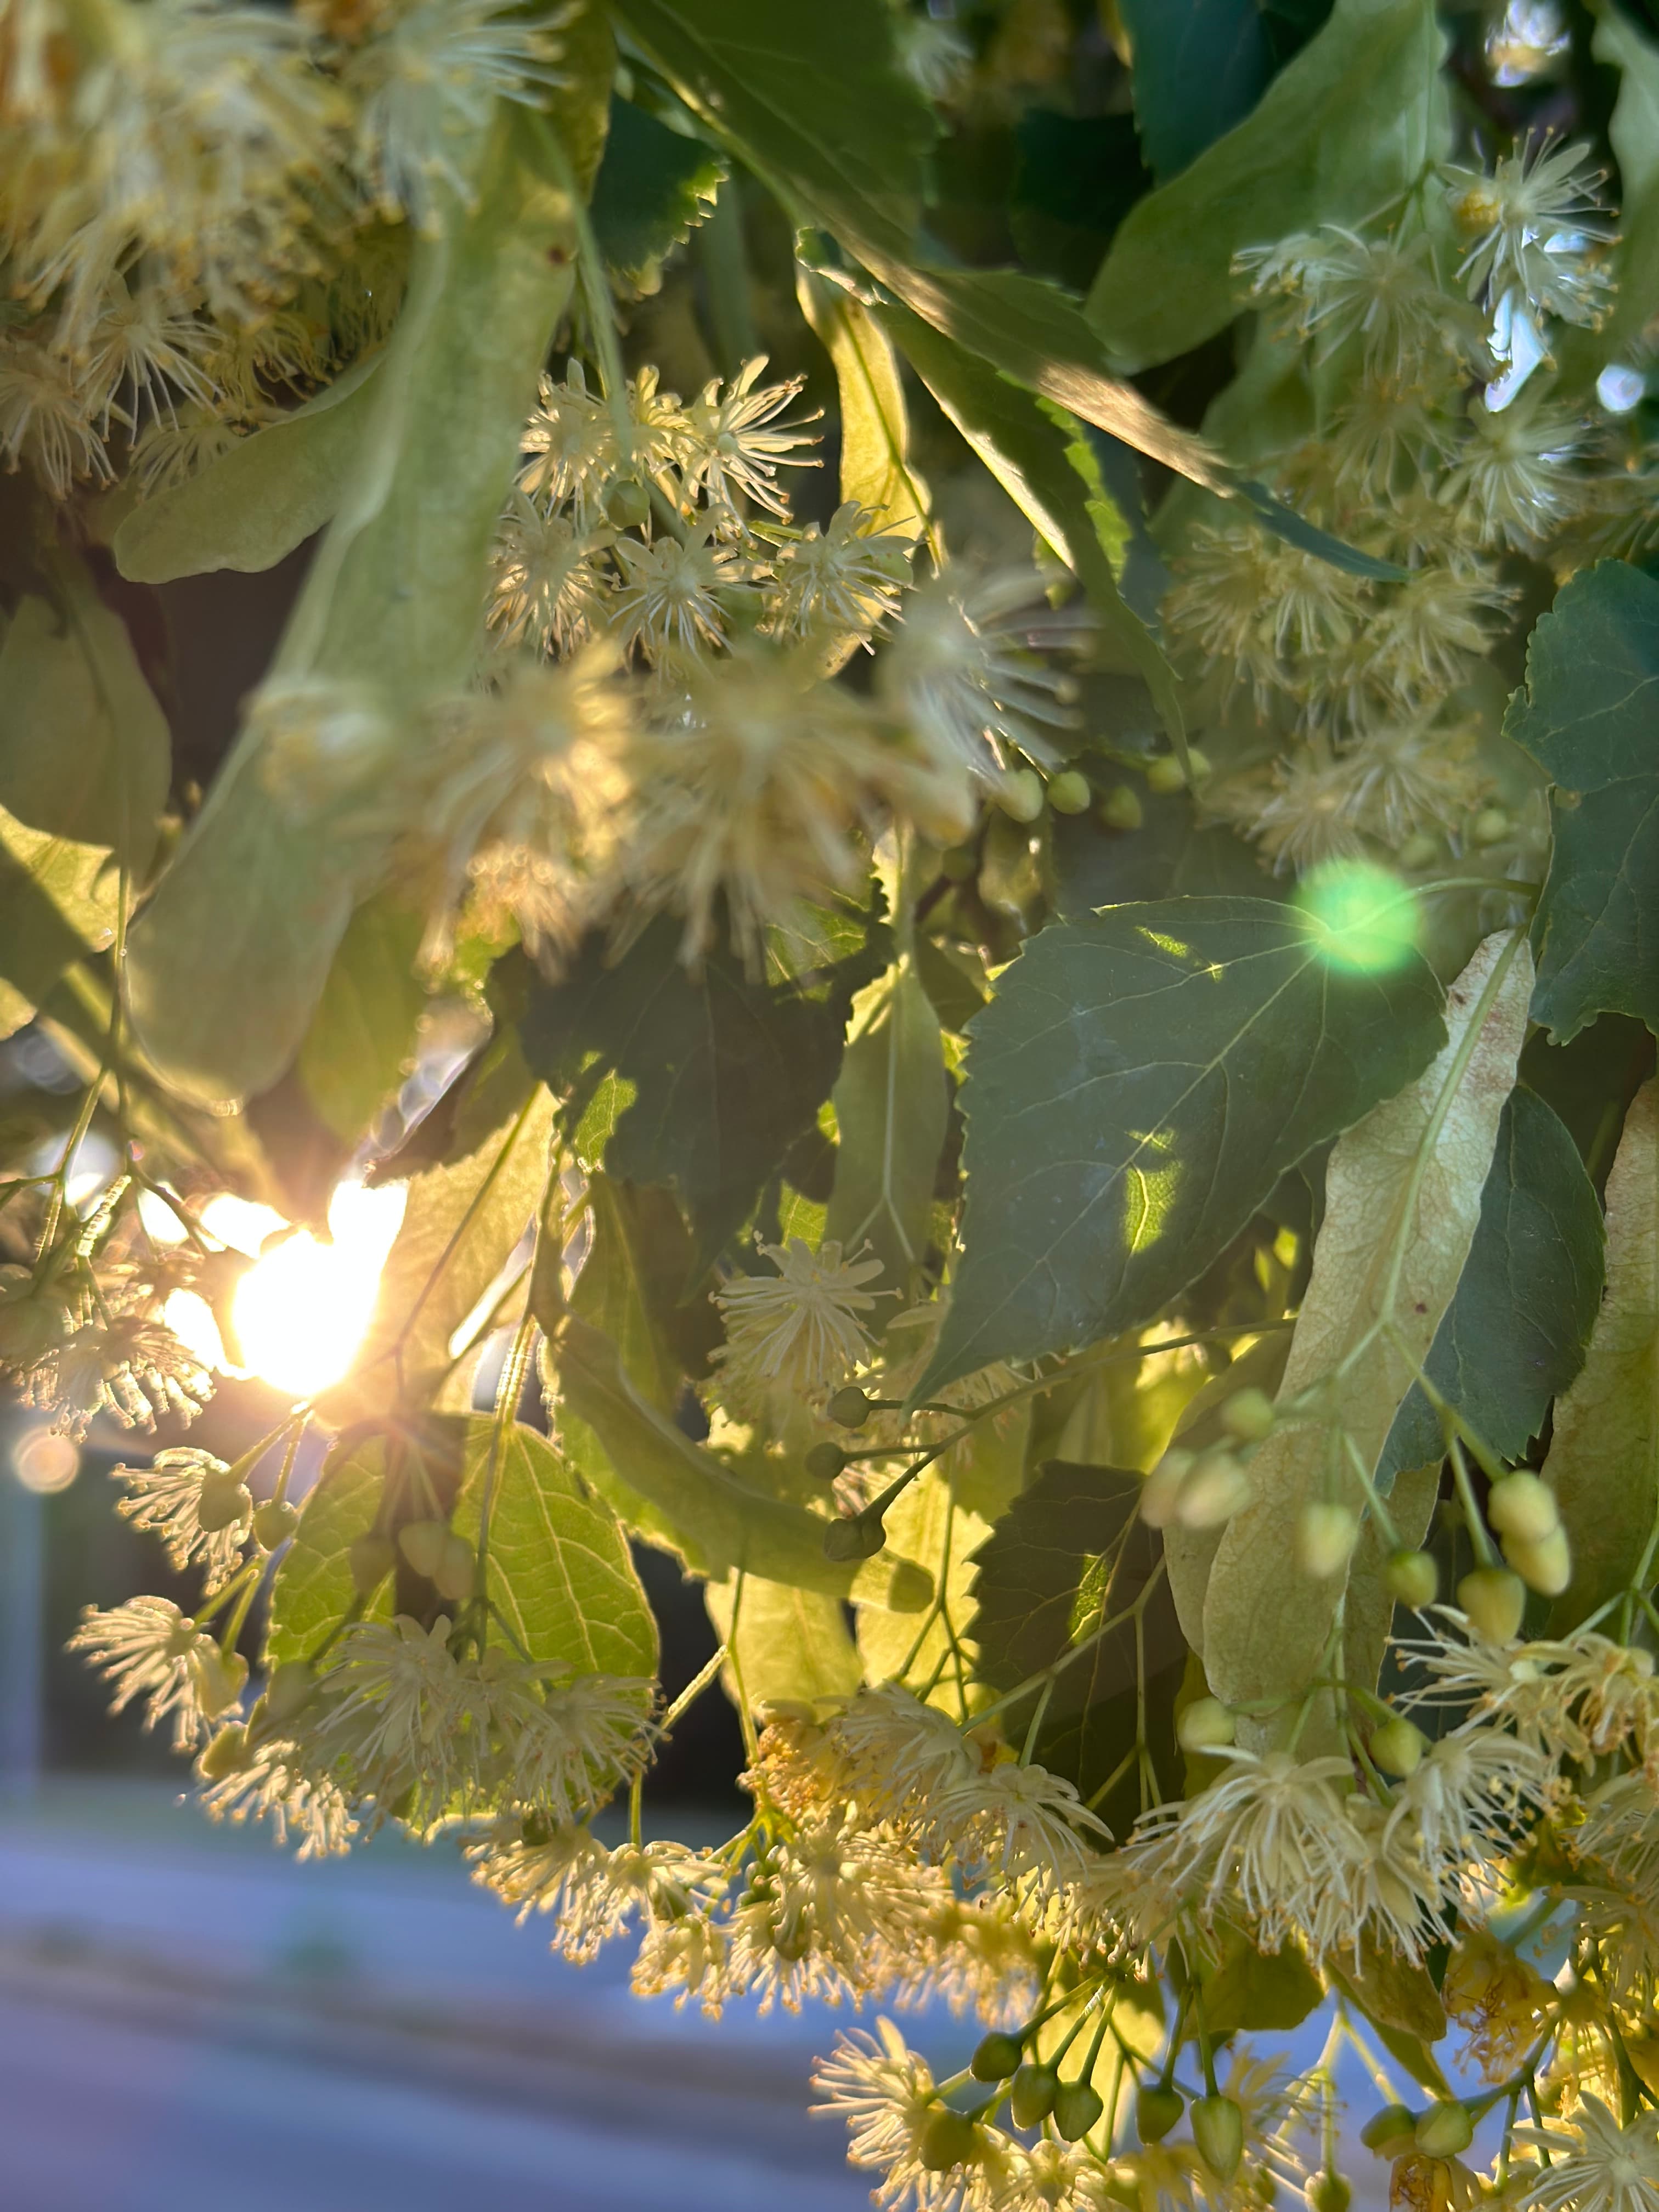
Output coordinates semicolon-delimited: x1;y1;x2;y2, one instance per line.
827;1386;872;1429
264;1661;316;1725
823;1514;885;1562
1144;754;1187;794
996;768;1045;823
1359;2106;1419;2157
398;1519;450;1579
1011;2062;1060;2129
1470;806;1510;847
1098;784;1143;832
1192;2094;1245;2180
199;1724;249;1781
1369;1716;1429;1779
1138;1448;1194;1528
1137;2086;1184;2143
1254;2174;1278;2207
1298;1501;1359;1579
804;1441;847;1481
604;479;652;529
940;846;979;882
433;1532;476;1604
970;2030;1024;2083
919;2107;979;2171
1397;831;1441;872
1177;1696;1236;1754
349;1531;396;1596
1176;1449;1251;1530
1385;1548;1439;1610
1458;1565;1527;1644
1487;1471;1559;1544
1308;2172;1351;2212
197;1471;253;1533
1053;2080;1104;2141
253;1498;299;1549
1414;2103;1474;2159
1047;770;1092;815
1506;1525;1571;1598
1104;2174;1143;2209
1220;1387;1277;1443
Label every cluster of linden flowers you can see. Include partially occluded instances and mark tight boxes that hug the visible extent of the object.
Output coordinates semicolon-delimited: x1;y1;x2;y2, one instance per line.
261;352;1085;970
0;0;565;495
1164;138;1651;879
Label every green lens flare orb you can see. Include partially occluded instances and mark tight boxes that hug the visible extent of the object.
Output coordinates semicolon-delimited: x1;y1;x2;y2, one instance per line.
1295;860;1421;973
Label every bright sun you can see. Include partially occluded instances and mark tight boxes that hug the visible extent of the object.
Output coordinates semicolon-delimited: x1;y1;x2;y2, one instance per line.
160;1182;406;1398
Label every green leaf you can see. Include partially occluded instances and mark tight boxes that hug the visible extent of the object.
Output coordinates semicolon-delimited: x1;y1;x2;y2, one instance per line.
0;569;170;868
1377;1086;1606;1484
520;915;883;1268
324;1081;556;1424
1086;0;1448;372
1119;0;1274;183
295;892;430;1144
265;1441;388;1668
541;1307;933;1609
921;895;1447;1396
856;1465;995;1704
797;269;929;537
825;961;949;1313
590;95;726;285
1546;1080;1659;1630
126;101;591;1105
707;1573;862;1709
1235;479;1410;582
1052;789;1277;914
869;292;1186;748
110;356;383;585
0;806;116;1039
1504;561;1659;1046
1594;2;1659;362
453;1419;658;1676
969;1459;1186;1832
1329;1939;1448;2049
1203;934;1533;1752
1201;1929;1323;2035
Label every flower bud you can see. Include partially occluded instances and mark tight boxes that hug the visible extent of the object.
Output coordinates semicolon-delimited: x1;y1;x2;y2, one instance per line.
1136;2085;1184;2143
1506;1525;1571;1598
1098;785;1143;832
198;1471;253;1533
1175;1449;1251;1530
1053;2079;1104;2141
253;1498;299;1549
1414;2103;1473;2159
1177;1697;1236;1753
1192;2094;1245;2180
823;1514;885;1561
1139;1449;1193;1528
1470;806;1510;847
1369;1716;1428;1778
1308;2174;1351;2212
199;1724;249;1781
605;479;653;529
1046;770;1092;815
827;1386;872;1429
1011;2062;1060;2129
398;1519;450;1579
1385;1548;1438;1609
1457;1565;1526;1644
1144;754;1186;794
919;2107;979;2171
804;1441;847;1481
1486;1472;1559;1544
1220;1387;1277;1443
194;1643;249;1718
433;1533;476;1604
1298;1502;1359;1579
349;1530;396;1596
996;768;1045;823
1397;831;1440;872
1360;2106;1419;2158
970;2030;1024;2083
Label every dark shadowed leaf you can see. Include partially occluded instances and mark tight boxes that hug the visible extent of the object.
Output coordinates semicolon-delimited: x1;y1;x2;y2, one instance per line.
590;95;726;285
1119;0;1273;183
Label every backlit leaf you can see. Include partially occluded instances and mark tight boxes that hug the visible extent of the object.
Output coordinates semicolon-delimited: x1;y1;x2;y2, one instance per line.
856;1466;994;1707
919;895;1447;1395
1504;561;1659;1045
264;1441;388;1667
707;1573;862;1709
0;805;116;1039
797;270;929;537
825;961;949;1313
1203;933;1533;1750
296;891;430;1144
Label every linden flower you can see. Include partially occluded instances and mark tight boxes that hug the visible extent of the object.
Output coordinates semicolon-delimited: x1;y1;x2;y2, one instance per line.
1330;716;1487;848
814;2018;998;2211
1517;2098;1659;2212
1444;140;1616;328
0;332;111;496
312;1614;484;1812
489;1665;654;1826
1441;391;1589;549
1237;224;1482;380
631;1907;731;2015
884;1892;1041;2022
38;1313;215;1433
879;569;1082;781
114;1446;250;1585
1339;562;1513;713
70;1595;245;1751
713;1237;884;1402
488;494;614;656
343;0;566;229
80;276;212;431
725;1818;949;2012
828;1683;980;1826
1306;1794;1443;1966
471;1825;724;1962
996;2140;1109;2212
680;357;820;522
1384;1726;1558;1906
766;502;917;642
1161;522;1370;710
131;400;257;492
1571;1773;1659;1880
1442;1927;1553;2080
1324;375;1460;503
198;1731;358;1859
929;1758;1110;1888
610;524;747;660
518;360;622;518
1217;751;1368;877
